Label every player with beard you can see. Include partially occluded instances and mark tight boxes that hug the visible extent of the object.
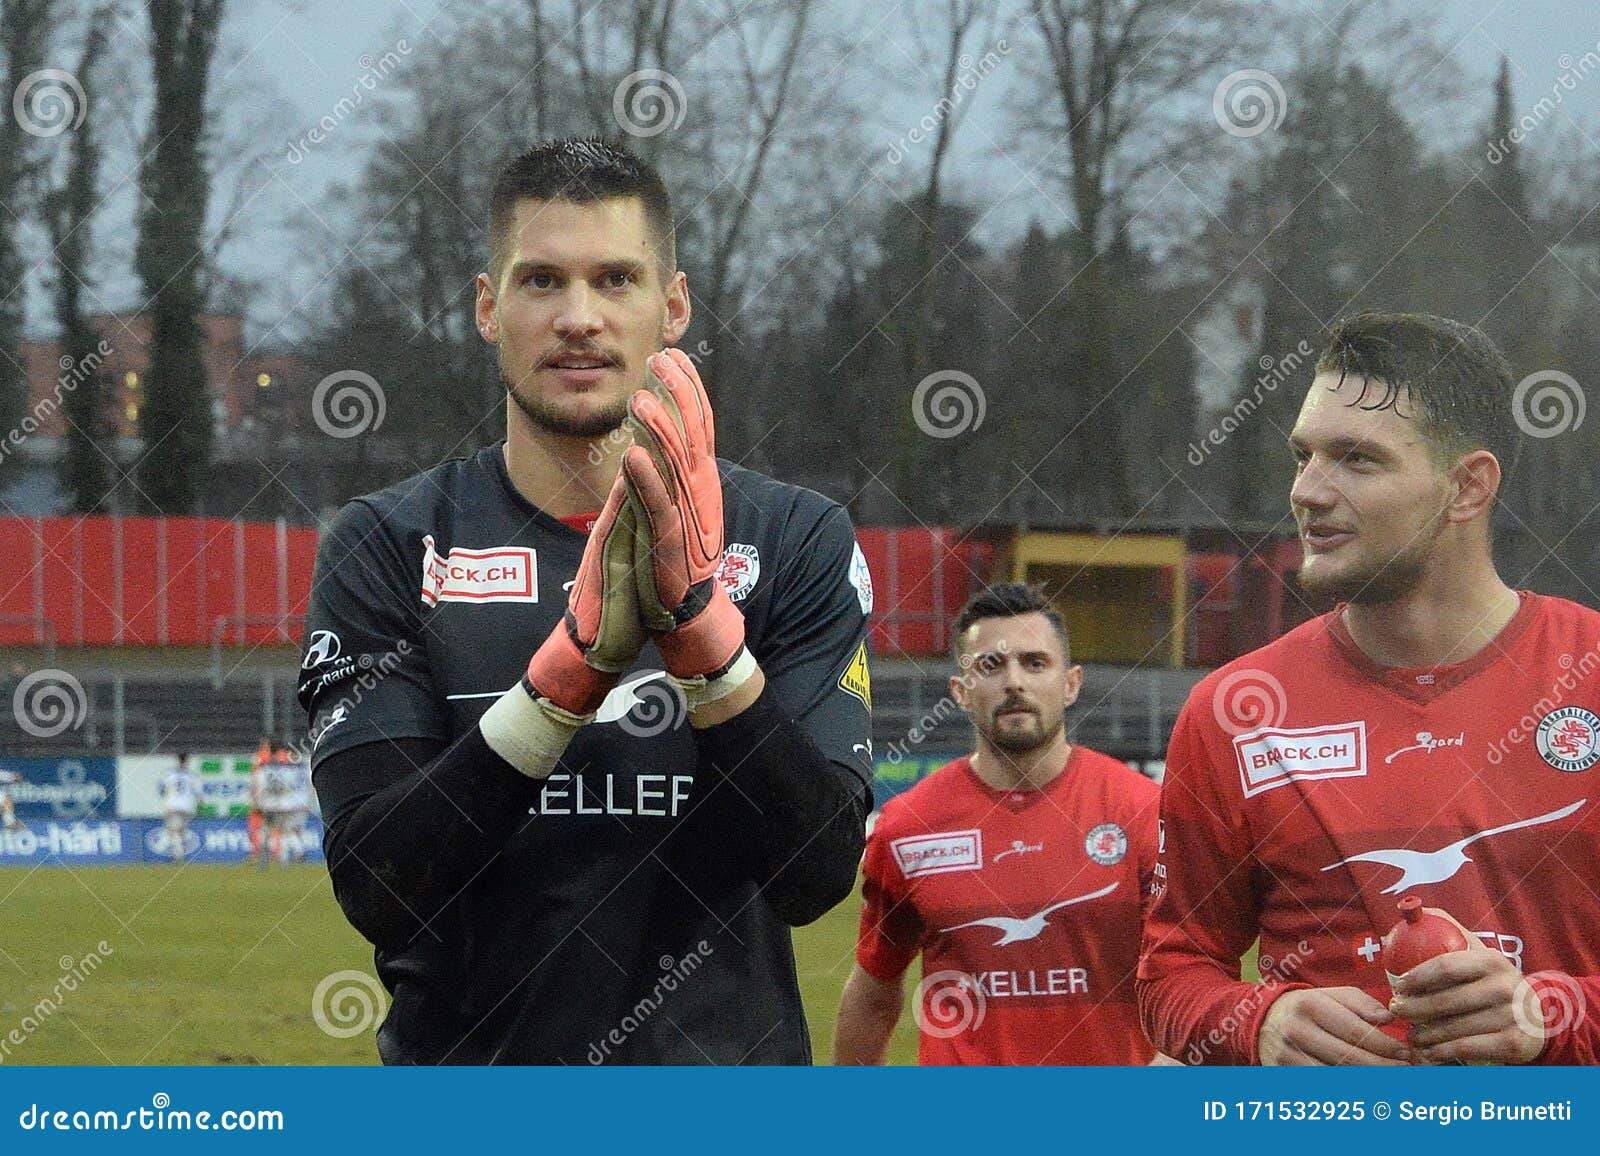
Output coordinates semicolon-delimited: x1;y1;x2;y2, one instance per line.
1139;312;1600;1065
299;139;873;1064
834;584;1160;1064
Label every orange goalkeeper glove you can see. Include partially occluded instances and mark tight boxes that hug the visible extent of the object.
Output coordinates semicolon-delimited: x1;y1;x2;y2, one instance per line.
622;349;748;688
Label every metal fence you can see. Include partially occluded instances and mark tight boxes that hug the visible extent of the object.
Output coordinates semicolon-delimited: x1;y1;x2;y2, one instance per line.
0;661;1205;765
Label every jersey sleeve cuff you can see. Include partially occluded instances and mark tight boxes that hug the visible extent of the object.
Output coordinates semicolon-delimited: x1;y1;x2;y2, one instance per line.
478;682;586;779
856;943;915;983
1245;980;1313;1066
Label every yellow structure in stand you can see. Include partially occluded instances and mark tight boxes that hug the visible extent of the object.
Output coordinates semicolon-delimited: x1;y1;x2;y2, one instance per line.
1003;531;1187;667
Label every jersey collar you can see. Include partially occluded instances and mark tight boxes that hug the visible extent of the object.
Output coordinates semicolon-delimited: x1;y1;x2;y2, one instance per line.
483;440;592;539
1322;589;1539;703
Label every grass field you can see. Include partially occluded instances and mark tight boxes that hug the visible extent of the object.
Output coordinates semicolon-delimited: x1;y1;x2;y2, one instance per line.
0;865;919;1066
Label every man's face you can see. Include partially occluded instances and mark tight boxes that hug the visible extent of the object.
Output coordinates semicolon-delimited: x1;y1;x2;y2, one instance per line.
952;612;1082;753
475;197;689;439
1288;373;1455;604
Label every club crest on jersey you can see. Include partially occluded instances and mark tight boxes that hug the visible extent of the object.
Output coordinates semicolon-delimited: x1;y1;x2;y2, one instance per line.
1233;721;1367;798
892;830;982;878
1536;707;1600;772
715;542;760;602
420;535;538;605
1084;823;1127;865
848;540;874;614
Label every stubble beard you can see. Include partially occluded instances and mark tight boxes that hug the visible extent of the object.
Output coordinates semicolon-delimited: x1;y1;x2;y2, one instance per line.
982;709;1065;753
1299;512;1446;606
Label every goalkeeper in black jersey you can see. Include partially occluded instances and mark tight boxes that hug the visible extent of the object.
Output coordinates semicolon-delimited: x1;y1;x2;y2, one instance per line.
299;138;873;1064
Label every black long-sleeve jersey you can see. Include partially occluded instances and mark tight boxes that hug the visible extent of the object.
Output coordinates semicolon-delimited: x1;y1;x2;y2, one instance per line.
298;441;874;1064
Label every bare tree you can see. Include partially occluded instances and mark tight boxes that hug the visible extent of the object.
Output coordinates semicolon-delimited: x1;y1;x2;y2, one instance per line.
49;3;119;512
135;0;225;513
898;0;1003;383
0;0;59;452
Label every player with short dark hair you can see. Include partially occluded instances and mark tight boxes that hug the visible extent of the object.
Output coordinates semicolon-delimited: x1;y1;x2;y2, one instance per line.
300;137;873;1065
834;583;1160;1064
1139;312;1600;1065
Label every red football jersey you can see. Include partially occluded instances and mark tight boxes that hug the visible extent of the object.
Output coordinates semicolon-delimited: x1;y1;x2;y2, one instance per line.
858;746;1159;1064
1140;591;1600;1064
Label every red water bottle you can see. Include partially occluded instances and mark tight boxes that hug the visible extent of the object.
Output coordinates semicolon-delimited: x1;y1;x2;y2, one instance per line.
1382;896;1471;990
1381;897;1476;1062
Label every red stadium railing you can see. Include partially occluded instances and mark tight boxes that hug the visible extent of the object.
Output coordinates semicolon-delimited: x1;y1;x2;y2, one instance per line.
0;516;316;648
0;516;988;657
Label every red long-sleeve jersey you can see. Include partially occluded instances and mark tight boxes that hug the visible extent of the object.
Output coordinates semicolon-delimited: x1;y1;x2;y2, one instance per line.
859;747;1159;1064
1139;591;1600;1065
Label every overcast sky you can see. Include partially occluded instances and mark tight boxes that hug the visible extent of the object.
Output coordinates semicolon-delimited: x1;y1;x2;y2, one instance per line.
22;0;1600;344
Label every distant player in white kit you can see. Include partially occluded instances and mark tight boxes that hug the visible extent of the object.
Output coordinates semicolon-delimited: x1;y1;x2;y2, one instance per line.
259;747;311;867
158;754;200;863
279;748;313;864
0;770;22;832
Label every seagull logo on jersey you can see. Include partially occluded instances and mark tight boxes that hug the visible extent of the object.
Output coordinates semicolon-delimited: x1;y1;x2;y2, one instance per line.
939;882;1119;946
1322;799;1586;893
